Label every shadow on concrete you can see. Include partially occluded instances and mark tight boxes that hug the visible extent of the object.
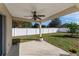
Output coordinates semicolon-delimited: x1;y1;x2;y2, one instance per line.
9;39;42;56
8;43;19;56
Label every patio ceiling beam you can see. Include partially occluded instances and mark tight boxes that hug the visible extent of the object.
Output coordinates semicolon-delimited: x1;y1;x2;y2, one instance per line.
43;5;79;21
12;16;41;22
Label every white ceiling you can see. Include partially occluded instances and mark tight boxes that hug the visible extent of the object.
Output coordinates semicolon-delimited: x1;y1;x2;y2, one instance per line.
5;3;75;21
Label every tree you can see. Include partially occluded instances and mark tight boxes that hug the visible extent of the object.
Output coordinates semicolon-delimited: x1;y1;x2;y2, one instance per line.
66;23;79;37
47;18;61;28
12;20;19;28
61;23;69;28
42;25;47;28
12;20;32;28
32;23;39;28
21;22;32;28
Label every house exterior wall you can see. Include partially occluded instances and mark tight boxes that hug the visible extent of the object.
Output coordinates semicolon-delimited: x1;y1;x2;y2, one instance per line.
0;3;12;55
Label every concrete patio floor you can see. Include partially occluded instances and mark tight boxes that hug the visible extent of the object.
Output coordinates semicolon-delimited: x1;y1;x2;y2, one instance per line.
9;40;70;56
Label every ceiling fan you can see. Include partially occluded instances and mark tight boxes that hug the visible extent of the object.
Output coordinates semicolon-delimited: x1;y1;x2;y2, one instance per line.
24;10;45;21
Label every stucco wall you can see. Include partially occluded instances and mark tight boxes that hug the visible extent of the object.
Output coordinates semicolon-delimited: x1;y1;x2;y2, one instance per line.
0;3;12;55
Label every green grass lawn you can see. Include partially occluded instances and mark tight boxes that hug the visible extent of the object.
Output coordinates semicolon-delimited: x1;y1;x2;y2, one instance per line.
12;33;79;55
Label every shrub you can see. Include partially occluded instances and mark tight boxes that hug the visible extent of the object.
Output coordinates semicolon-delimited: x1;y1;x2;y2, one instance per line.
69;49;77;53
66;23;79;37
12;38;20;45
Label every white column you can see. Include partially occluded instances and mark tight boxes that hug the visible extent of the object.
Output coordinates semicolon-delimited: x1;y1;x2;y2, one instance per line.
39;22;43;41
39;22;42;37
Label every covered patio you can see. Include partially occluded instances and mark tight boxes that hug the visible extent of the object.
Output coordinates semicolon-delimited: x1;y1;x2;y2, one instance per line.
5;3;79;40
0;3;79;56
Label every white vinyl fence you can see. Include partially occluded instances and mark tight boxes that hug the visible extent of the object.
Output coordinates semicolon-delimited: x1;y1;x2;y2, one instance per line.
12;28;69;36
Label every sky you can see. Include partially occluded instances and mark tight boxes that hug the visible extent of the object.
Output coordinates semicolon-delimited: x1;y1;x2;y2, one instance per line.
60;11;79;25
32;20;52;26
32;11;79;26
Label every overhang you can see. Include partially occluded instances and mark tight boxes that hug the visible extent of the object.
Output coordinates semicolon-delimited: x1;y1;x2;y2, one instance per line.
4;3;79;22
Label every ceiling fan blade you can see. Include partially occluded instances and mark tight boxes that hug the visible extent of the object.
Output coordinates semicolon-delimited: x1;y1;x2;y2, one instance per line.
37;15;45;17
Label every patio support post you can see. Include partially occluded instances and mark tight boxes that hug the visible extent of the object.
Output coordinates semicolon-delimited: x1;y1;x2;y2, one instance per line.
39;21;43;41
39;22;42;37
